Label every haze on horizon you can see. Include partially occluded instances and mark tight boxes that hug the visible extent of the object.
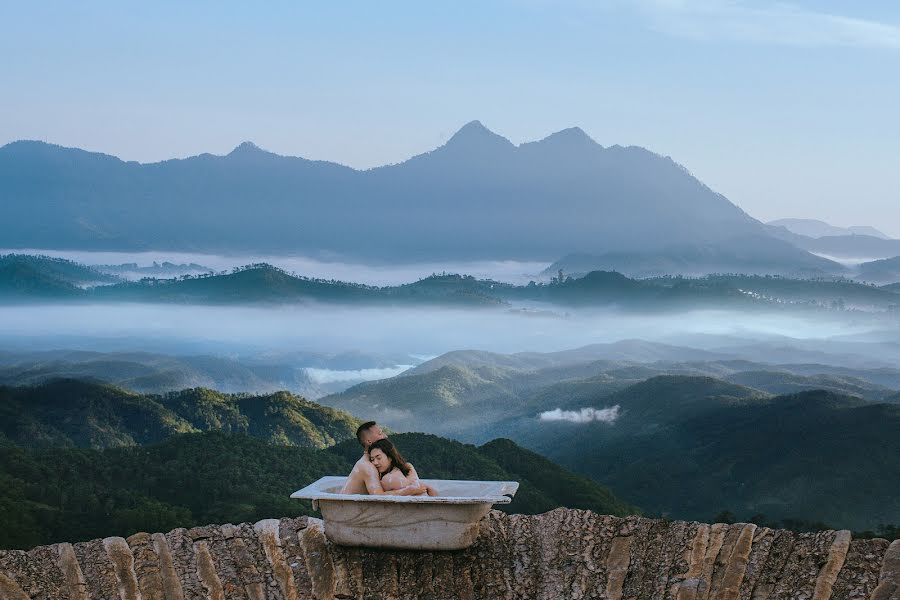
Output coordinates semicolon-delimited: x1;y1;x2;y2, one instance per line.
1;1;899;236
0;301;889;361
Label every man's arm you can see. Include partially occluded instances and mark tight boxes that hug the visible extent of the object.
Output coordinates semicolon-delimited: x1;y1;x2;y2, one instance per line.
340;458;387;495
361;460;386;495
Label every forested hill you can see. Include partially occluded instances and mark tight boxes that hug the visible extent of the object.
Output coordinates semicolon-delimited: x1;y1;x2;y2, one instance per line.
0;379;361;449
0;431;638;549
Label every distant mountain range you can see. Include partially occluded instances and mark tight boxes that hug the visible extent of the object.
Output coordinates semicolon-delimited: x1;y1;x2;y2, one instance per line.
320;354;900;529
545;234;840;279
5;254;899;311
854;256;900;284
0;123;843;276
0;348;416;398
767;218;891;240
320;346;900;439
765;226;900;261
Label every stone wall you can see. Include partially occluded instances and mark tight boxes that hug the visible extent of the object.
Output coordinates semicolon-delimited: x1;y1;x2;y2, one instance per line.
1;509;898;599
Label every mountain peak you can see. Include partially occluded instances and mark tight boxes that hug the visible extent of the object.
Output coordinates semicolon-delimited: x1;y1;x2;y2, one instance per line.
444;120;514;150
228;141;268;156
526;126;599;151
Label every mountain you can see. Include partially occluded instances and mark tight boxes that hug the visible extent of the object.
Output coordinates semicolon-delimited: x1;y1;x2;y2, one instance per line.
404;341;728;376
546;234;842;279
0;257;83;299
0;254;119;286
0;254;119;300
723;370;895;401
768;218;891;240
326;363;899;529
0;379;360;449
854;256;900;284
794;234;900;260
320;347;739;439
0;349;326;397
0;431;636;549
321;364;527;436
518;377;900;530
0;348;419;398
321;344;900;440
0;127;824;268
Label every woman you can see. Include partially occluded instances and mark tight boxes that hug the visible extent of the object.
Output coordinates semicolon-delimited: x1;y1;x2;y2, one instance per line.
367;439;437;496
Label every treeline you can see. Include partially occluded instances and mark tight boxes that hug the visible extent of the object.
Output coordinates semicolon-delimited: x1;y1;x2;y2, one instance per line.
0;431;638;550
712;510;899;541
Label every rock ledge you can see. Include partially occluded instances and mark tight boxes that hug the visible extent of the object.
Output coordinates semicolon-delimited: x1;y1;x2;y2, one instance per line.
1;509;898;599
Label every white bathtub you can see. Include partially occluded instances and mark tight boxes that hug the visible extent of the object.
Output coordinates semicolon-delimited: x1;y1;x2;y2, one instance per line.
291;476;519;550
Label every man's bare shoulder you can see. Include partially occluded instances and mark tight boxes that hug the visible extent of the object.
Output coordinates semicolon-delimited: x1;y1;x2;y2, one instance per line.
354;455;377;470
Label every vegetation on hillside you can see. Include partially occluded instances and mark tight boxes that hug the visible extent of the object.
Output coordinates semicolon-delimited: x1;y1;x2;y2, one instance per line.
0;431;638;550
0;379;360;449
4;254;899;314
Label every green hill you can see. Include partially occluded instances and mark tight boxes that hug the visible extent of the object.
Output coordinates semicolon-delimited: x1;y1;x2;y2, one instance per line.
0;379;360;449
91;263;379;304
322;364;525;435
0;254;118;286
0;257;83;299
0;431;638;550
724;370;894;401
521;377;899;530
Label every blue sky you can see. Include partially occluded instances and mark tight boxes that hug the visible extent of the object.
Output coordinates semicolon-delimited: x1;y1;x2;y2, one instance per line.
2;1;899;234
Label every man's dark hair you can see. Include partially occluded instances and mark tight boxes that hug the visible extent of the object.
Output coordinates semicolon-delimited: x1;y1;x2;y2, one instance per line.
356;421;378;446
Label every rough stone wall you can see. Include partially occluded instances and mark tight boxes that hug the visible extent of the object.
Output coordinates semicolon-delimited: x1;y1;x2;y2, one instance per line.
1;509;898;599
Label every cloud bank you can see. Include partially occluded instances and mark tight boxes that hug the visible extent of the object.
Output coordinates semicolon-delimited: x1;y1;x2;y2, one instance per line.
304;366;413;384
539;405;621;424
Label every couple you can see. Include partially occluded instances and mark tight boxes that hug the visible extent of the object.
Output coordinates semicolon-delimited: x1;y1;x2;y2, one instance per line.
340;421;437;496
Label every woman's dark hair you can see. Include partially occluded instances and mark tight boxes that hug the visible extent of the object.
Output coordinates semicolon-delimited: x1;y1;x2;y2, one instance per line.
367;438;411;477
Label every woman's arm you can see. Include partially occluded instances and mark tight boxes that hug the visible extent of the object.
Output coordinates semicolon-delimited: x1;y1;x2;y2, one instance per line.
390;464;427;495
371;469;427;496
388;484;428;496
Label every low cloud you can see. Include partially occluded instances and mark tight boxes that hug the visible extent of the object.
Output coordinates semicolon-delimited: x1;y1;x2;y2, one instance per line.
304;365;413;384
539;405;621;424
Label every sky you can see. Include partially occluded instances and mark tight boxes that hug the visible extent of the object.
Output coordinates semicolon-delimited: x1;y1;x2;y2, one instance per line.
2;1;899;235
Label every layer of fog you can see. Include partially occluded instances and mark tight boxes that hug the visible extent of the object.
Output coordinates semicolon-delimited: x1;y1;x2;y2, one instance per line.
540;405;621;424
303;366;414;384
810;252;883;267
0;248;550;286
2;303;897;370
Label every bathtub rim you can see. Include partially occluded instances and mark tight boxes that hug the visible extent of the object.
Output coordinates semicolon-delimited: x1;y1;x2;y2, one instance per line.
291;476;519;505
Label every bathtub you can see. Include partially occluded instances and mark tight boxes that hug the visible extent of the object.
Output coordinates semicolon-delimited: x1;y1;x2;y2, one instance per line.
291;476;519;550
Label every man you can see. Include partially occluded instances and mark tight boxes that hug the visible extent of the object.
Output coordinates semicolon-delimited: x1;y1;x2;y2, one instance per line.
340;421;428;495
